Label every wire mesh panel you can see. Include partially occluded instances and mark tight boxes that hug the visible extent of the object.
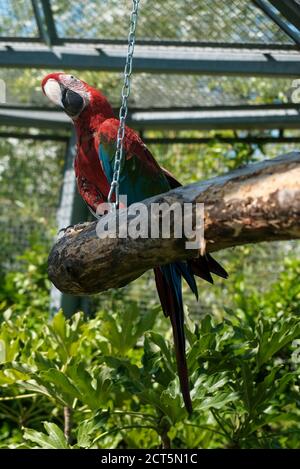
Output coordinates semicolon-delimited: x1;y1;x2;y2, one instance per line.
0;0;38;38
0;0;297;45
0;68;294;109
50;0;294;44
128;74;294;108
0;132;65;270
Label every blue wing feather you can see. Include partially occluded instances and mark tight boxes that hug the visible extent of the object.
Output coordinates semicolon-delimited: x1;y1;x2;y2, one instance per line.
98;141;170;206
99;144;113;184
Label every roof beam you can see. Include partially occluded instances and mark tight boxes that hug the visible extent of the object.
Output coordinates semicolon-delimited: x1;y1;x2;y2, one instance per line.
0;105;299;130
40;0;59;45
0;38;298;50
0;44;299;76
130;108;300;130
1;131;300;145
0;107;71;130
0;131;68;141
31;0;60;46
142;136;300;145
269;0;300;32
253;0;300;45
55;39;299;50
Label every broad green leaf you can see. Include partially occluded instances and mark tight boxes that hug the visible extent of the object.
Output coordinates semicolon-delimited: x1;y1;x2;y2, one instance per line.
159;380;186;424
0;339;6;363
24;422;69;449
51;310;66;342
240;361;254;412
41;369;81;405
194;391;239;412
43;422;69;449
76;420;96;448
257;318;300;367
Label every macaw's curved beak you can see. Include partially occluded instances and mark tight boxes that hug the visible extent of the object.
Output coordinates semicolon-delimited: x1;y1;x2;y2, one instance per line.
60;84;84;117
43;78;84;118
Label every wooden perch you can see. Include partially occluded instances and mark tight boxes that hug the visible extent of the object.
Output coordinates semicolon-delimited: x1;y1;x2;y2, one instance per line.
48;152;300;295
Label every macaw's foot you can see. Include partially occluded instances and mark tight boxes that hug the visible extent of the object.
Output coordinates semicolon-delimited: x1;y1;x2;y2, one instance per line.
58;222;90;235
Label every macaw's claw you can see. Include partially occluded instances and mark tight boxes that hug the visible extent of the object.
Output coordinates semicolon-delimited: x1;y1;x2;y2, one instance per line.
58;225;72;234
58;222;90;235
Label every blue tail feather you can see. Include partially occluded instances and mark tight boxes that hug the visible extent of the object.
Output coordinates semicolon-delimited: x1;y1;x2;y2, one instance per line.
156;262;195;413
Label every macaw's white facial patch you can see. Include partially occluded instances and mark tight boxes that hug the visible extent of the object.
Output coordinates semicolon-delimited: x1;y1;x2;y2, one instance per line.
43;79;63;107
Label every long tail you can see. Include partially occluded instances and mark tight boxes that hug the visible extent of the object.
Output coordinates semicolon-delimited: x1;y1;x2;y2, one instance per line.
154;262;196;414
189;253;228;284
154;254;228;414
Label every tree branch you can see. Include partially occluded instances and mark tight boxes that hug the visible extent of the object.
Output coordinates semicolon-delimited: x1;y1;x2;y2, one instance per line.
63;406;72;445
48;152;300;295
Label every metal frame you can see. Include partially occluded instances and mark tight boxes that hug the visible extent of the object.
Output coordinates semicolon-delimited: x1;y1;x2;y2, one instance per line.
142;136;300;145
31;0;59;46
57;39;299;50
0;131;68;141
268;1;300;34
0;43;299;76
1;104;299;131
0;131;299;145
253;0;300;45
0;37;298;50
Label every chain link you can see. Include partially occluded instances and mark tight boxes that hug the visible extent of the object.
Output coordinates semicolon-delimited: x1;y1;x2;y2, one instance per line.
107;0;140;208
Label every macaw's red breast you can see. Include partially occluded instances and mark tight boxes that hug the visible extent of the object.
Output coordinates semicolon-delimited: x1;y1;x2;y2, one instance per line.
75;130;110;199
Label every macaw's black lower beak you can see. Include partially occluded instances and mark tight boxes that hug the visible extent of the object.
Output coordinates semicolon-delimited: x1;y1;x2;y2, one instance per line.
60;84;84;117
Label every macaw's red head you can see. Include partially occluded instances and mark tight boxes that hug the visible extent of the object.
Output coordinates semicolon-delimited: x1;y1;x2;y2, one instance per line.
41;72;114;121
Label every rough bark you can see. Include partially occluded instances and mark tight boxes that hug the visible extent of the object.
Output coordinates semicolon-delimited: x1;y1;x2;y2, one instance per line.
48;152;300;295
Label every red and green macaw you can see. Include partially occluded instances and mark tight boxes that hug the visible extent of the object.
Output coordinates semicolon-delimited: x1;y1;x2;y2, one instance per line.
42;73;227;413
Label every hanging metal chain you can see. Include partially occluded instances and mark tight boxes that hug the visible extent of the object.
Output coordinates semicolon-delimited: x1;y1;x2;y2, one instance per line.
107;0;140;208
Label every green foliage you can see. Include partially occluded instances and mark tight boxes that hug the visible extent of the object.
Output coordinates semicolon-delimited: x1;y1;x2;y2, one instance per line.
24;422;69;449
0;252;300;448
